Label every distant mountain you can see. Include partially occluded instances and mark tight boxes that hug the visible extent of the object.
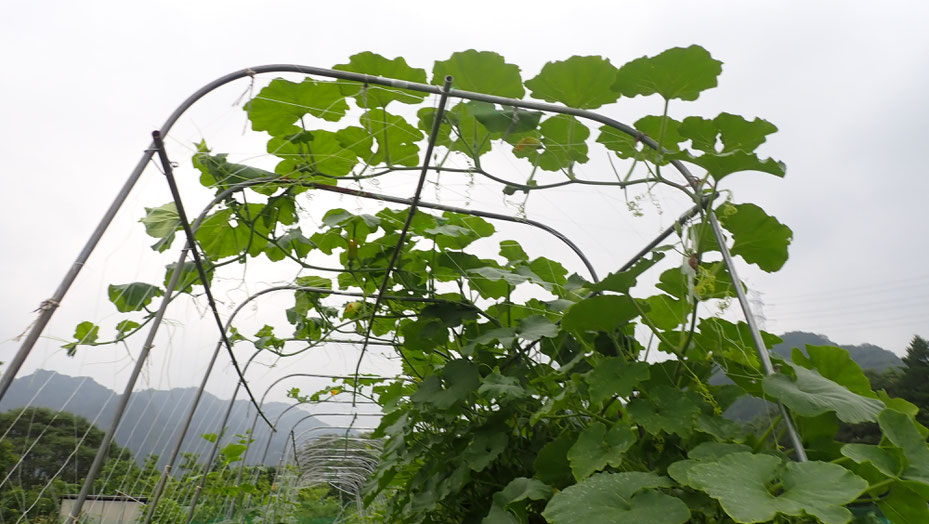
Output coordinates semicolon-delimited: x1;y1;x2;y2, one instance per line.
0;370;353;468
773;331;902;372
719;331;902;421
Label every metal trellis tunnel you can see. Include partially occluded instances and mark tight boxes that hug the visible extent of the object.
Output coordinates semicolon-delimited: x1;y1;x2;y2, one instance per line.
0;63;807;523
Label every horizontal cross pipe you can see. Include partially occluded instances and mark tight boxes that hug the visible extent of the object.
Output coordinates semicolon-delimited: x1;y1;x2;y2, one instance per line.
193;178;601;283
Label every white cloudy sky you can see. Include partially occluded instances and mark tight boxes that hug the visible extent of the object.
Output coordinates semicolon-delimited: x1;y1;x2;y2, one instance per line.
1;0;927;405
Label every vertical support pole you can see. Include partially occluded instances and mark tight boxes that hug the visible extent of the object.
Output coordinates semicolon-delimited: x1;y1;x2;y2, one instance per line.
183;349;262;523
66;243;190;523
223;410;262;518
265;431;293;523
291;431;301;469
352;75;454;400
142;339;224;524
708;211;808;461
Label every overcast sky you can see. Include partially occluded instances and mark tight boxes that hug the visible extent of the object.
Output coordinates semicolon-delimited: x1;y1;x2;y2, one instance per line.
1;1;927;406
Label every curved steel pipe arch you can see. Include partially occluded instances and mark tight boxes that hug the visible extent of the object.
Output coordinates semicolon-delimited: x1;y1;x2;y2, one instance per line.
0;66;301;404
258;398;379;466
264;426;379;521
289;412;382;446
234;374;390;495
194;178;601;283
290;426;380;456
231;410;381;517
163;279;401;521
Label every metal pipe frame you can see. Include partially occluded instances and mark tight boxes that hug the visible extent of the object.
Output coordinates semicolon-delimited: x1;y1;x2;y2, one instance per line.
187;373;384;523
351;75;453;395
236;375;388;486
153;281;391;512
231;411;380;517
297;453;379;469
236;399;378;515
65;241;191;523
193;178;601;283
141;288;358;522
177;346;263;523
0;66;291;405
288;427;380;485
291;426;380;451
264;427;378;521
258;398;379;468
12;61;803;524
160;276;396;521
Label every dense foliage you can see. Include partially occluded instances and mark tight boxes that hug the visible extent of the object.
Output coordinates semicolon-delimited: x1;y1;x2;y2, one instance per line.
0;408;127;521
59;46;929;523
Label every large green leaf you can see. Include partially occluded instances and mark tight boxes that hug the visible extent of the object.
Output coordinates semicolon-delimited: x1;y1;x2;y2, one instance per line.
164;259;214;293
878;409;929;484
193;152;279;194
463;427;508;472
792;345;877;397
879;482;929;523
266;229;313;261
718;203;792;272
562;294;640;333
667;442;752;489
478;371;529;402
114;320;140;340
535;114;590;173
483;477;553;524
597;116;684;164
140;202;180;252
683;150;786;181
679;113;778;155
465;267;523;298
841;443;904;479
359;109;423;167
195;209;252;260
444;101;494;158
432;50;525;98
585;359;650;404
499;240;528;263
517;315;558;341
689;452;867;524
108;282;164;312
643;294;690;330
521;257;568;293
498;477;552;504
334;52;427;107
470;103;542;138
268;129;359;178
567;422;637;480
763;362;885;423
525;56;619;109
248;78;348;136
690;317;780;371
533;432;576;489
612;45;722;101
542;472;689;524
62;321;101;354
627;385;700;437
410;359;480;410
